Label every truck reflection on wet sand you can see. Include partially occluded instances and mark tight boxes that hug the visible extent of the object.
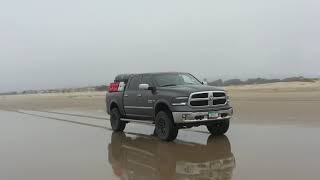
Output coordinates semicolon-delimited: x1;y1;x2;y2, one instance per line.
108;132;235;180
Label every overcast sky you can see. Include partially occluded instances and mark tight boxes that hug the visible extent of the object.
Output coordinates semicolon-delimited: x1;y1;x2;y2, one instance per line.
1;0;320;92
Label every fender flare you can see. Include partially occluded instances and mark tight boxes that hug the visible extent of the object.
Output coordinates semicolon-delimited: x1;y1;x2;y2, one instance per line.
108;99;125;116
153;99;172;118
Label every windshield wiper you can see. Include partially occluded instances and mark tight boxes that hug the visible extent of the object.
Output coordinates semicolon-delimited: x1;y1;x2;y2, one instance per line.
160;84;177;87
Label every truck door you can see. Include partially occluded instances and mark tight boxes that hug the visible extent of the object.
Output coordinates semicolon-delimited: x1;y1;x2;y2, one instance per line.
135;74;155;119
123;75;142;118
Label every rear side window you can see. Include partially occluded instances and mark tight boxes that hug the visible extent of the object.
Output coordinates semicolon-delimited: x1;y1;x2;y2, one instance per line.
127;75;141;90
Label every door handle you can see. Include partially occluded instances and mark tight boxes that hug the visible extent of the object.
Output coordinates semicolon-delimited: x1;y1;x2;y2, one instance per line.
137;94;142;97
124;94;128;97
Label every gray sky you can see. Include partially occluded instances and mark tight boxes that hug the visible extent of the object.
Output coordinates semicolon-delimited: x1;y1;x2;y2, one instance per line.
1;0;320;92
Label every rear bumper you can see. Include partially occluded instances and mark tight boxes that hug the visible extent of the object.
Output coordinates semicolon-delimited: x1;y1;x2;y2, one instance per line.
172;108;233;123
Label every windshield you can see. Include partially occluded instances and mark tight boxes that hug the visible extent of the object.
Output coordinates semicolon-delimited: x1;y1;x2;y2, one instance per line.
153;73;202;87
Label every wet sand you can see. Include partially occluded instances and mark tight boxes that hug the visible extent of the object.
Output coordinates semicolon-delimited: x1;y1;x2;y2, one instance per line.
0;110;319;180
0;83;320;179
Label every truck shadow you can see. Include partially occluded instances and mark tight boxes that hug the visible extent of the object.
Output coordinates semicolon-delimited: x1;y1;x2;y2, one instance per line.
108;132;236;180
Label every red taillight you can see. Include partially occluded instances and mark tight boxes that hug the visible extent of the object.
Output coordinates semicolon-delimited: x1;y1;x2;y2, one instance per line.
108;82;120;93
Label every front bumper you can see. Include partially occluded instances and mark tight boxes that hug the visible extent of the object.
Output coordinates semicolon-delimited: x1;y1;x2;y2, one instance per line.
172;108;233;123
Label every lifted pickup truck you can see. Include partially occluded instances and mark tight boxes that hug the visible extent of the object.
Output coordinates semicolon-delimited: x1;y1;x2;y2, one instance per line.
106;72;233;141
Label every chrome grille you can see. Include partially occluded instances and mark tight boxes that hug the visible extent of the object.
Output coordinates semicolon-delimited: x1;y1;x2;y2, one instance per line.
191;93;208;99
213;99;227;105
189;91;227;107
213;92;225;97
190;100;208;106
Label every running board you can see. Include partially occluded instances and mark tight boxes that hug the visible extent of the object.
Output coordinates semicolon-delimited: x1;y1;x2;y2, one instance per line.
120;118;154;124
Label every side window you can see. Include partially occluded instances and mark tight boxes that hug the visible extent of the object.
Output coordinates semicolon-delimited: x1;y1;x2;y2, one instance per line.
127;75;141;90
141;75;154;86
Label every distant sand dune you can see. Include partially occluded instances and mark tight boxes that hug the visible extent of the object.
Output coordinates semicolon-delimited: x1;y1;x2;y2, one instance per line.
226;81;320;92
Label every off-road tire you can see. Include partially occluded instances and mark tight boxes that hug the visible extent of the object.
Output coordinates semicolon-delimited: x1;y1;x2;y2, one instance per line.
207;119;230;136
155;111;178;141
110;108;126;131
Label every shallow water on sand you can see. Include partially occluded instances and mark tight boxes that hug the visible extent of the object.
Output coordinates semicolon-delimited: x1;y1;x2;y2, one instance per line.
0;110;319;180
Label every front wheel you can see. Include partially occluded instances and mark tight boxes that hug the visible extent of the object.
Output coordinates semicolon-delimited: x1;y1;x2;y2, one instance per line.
110;108;126;131
155;111;178;141
207;119;230;136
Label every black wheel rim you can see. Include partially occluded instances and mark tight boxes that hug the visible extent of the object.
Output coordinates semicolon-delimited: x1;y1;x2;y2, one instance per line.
157;118;166;137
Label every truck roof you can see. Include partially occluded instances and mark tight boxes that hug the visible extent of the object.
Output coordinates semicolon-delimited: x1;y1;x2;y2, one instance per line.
114;72;189;83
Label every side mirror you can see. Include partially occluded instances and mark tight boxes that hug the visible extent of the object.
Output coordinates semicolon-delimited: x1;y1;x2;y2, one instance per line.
139;84;150;90
202;81;208;85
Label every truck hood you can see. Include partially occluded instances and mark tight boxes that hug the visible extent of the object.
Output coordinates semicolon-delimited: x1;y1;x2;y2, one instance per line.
158;85;225;96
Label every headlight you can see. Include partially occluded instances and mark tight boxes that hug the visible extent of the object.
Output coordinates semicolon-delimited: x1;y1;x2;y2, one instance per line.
225;92;231;103
171;97;189;106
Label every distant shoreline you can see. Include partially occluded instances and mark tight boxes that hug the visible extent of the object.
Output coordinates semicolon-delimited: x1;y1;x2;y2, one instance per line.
207;76;318;86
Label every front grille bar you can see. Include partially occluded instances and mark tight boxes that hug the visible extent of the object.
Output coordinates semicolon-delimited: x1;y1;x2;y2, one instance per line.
188;91;227;107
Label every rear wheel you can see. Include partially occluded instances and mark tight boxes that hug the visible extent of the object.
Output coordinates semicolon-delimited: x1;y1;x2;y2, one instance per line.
155;111;178;141
207;119;230;136
110;108;126;131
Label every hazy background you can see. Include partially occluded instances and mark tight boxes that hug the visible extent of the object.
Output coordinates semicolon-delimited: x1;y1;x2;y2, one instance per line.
1;0;320;92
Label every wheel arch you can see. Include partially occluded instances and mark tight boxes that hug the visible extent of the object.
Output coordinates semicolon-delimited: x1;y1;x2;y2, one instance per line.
110;101;119;110
108;100;125;117
154;100;173;119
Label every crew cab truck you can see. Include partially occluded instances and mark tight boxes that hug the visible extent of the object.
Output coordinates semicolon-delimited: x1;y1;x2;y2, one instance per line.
106;72;233;141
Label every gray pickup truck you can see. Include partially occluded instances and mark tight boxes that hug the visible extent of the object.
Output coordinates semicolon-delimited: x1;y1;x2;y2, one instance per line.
106;72;233;141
